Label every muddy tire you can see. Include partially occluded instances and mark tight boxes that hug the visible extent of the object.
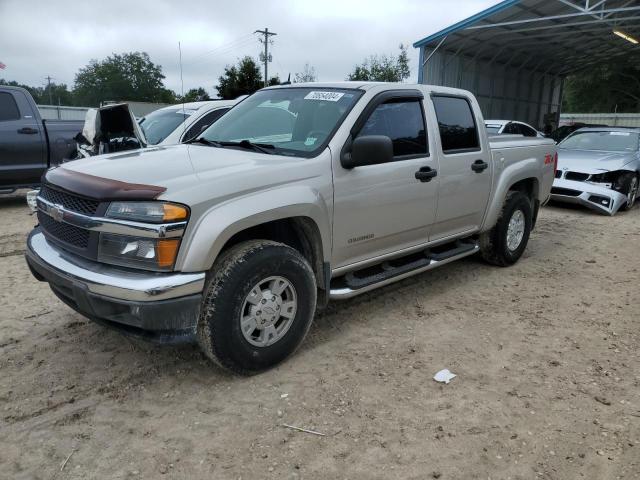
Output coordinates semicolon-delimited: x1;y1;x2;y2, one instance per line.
480;191;533;267
617;173;639;211
197;240;317;375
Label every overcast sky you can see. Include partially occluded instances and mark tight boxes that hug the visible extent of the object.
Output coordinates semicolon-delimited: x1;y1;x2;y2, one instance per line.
0;0;497;98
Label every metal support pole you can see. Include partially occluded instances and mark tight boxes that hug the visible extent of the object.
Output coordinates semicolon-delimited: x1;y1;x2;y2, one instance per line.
255;28;277;87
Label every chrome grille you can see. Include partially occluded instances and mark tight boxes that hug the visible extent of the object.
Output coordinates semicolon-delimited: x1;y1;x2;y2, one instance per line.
38;210;90;248
39;186;99;216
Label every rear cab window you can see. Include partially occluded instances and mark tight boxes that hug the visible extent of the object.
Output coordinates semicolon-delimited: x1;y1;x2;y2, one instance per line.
356;99;428;158
431;95;480;154
0;92;21;122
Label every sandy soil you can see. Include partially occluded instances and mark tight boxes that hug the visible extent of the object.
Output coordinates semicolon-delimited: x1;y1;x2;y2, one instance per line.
0;192;638;480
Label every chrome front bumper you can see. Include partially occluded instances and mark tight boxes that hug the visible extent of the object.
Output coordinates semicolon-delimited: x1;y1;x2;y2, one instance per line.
550;178;627;215
26;230;206;343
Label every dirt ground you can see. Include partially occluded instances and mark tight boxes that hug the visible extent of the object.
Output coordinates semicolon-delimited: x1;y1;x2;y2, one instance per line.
0;192;638;480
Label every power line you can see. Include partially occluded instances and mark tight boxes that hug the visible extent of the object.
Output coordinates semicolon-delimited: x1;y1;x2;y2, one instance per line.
186;37;258;67
183;34;255;65
255;28;277;87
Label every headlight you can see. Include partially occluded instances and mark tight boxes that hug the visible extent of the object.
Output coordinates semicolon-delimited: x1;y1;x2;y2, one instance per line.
27;190;39;213
99;201;189;271
98;233;181;271
106;201;188;223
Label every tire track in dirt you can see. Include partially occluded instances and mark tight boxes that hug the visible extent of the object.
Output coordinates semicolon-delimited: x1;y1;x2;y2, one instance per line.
0;233;27;257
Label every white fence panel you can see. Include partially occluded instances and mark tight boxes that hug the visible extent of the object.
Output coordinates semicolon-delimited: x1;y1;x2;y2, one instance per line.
560;113;640;128
38;105;89;121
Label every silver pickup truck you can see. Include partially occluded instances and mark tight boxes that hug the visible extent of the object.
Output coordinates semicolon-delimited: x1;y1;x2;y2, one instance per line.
26;82;556;373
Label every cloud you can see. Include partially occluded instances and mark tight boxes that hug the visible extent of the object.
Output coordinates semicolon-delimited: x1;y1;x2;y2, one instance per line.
0;0;497;99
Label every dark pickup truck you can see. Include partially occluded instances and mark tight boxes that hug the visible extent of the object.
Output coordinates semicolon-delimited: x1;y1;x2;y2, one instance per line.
0;86;82;193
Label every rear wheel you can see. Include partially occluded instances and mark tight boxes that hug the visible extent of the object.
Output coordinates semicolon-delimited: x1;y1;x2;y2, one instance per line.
617;173;639;211
197;240;317;374
480;191;533;267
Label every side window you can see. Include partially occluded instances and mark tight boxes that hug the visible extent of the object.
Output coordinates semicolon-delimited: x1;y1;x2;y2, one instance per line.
0;92;21;122
520;124;537;137
357;99;427;157
503;122;519;135
183;108;229;141
431;95;480;153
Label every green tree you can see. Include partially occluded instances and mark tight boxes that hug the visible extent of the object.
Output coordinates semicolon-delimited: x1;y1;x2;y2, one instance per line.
294;63;317;83
347;44;410;82
180;87;210;102
44;83;75;105
563;59;640;113
73;52;176;107
216;56;264;99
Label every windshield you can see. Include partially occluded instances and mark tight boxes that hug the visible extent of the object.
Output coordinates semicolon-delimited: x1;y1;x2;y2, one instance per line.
139;108;193;145
560;131;639;153
486;125;501;135
199;88;363;156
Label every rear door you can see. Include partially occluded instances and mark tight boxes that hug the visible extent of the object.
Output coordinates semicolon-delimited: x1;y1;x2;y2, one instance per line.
428;94;492;241
0;89;46;189
332;91;438;268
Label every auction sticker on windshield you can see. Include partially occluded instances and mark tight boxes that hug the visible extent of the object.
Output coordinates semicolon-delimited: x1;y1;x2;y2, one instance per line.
304;91;344;102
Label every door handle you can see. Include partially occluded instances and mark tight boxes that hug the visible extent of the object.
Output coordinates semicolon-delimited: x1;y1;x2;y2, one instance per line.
18;127;39;135
471;159;489;173
415;166;438;183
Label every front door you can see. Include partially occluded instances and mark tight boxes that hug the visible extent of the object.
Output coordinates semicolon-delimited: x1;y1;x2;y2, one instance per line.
428;94;492;241
332;94;438;269
0;90;46;189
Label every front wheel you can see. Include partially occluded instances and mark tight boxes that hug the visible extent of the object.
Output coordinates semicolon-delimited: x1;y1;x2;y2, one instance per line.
617;173;639;211
480;191;533;267
197;240;317;374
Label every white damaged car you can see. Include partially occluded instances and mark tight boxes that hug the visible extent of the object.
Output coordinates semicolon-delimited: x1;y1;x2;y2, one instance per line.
551;128;639;215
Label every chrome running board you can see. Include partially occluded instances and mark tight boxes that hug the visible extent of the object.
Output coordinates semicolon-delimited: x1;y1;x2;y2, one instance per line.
329;242;479;300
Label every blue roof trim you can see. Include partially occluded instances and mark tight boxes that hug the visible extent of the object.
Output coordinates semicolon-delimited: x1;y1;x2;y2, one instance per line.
412;0;521;48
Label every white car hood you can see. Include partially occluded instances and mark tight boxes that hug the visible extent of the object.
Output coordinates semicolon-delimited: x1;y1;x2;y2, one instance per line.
557;148;636;174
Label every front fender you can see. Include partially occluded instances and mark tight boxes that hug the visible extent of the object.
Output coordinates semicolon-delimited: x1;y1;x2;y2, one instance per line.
176;185;331;272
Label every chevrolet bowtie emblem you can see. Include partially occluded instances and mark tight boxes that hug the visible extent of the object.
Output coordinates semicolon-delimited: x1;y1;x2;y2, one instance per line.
50;204;65;222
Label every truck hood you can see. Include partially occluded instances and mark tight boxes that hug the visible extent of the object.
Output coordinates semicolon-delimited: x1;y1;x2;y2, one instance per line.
56;144;317;204
557;148;636;174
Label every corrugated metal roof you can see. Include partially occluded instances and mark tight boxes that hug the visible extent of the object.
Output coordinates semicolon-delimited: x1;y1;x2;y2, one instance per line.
414;0;640;76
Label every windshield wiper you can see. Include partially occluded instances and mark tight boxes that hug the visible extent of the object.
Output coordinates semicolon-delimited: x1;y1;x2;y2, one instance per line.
218;140;275;154
187;137;222;147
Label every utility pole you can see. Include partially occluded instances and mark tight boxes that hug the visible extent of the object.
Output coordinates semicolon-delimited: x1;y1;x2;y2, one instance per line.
45;75;53;105
255;28;277;87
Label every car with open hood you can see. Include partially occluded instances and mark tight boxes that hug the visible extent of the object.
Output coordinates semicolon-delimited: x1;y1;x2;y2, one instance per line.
74;99;242;158
551;127;640;215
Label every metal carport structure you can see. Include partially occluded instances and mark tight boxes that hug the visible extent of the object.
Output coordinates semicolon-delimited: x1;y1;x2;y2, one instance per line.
413;0;640;130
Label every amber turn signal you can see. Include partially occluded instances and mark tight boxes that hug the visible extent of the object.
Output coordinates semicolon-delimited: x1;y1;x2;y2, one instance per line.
162;204;189;222
157;239;181;268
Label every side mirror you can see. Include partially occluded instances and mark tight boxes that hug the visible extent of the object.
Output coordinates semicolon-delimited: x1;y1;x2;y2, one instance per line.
341;135;393;169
